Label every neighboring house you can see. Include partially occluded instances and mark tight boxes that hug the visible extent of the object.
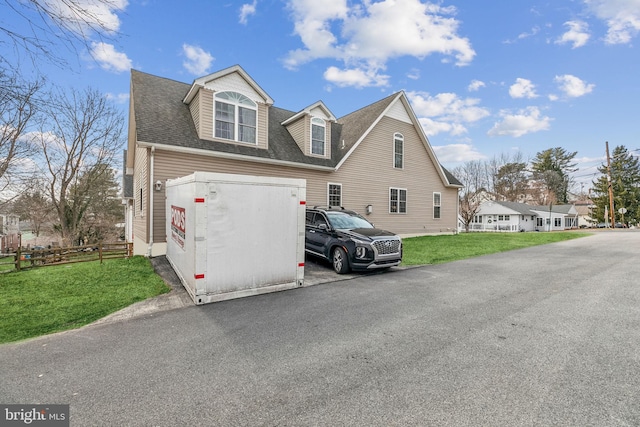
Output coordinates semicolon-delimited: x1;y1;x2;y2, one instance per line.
572;200;596;228
467;201;579;232
125;65;462;256
0;213;20;252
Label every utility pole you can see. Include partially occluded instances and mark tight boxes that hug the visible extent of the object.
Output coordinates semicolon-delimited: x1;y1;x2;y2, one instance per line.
605;141;615;227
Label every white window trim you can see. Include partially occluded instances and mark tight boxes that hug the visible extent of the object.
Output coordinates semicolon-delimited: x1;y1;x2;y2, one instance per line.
311;117;326;157
393;132;404;169
214;91;257;145
389;187;407;214
433;192;442;219
327;182;342;207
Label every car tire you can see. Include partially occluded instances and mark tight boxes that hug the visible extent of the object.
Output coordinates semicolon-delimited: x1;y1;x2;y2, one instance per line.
332;247;350;274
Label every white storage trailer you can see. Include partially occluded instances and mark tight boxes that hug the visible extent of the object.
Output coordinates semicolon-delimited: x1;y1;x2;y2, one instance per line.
165;172;306;305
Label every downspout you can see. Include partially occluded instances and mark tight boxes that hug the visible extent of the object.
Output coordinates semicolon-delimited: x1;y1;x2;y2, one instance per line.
147;146;155;257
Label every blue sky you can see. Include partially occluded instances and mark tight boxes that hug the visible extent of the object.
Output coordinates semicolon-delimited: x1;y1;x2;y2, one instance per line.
4;0;640;191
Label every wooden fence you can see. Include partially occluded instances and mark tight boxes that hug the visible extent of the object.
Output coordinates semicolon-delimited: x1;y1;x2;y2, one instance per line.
4;242;133;272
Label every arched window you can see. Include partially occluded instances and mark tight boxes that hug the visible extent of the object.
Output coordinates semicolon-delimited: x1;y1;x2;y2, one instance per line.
393;133;404;168
311;117;326;156
214;91;257;144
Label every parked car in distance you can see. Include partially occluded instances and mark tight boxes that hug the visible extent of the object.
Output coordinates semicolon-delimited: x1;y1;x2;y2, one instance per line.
305;206;402;274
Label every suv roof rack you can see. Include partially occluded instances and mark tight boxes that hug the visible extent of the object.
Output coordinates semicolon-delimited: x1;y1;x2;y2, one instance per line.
312;205;345;210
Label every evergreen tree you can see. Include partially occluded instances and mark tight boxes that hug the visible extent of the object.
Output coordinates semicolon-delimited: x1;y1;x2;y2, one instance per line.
591;145;640;226
531;147;577;203
495;162;529;202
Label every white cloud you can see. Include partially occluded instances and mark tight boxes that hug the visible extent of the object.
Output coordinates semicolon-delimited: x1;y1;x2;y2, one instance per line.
284;0;475;88
468;80;485;92
47;0;128;35
105;92;129;104
488;107;552;137
584;0;640;44
408;91;490;137
433;144;486;163
323;66;389;88
90;42;132;73
509;78;538;99
504;26;540;44
556;20;590;48
519;26;541;40
182;44;214;75
239;0;258;25
554;74;595;97
407;68;421;80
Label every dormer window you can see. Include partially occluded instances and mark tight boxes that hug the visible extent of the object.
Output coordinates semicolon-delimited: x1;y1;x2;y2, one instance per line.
214;91;257;144
311;117;326;156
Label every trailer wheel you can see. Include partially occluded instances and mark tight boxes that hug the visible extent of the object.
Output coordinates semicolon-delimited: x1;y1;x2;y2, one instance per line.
332;247;350;274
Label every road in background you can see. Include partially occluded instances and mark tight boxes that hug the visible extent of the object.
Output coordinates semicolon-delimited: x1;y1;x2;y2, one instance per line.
1;231;639;426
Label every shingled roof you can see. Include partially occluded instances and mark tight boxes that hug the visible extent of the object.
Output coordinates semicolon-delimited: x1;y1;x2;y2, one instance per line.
130;69;461;185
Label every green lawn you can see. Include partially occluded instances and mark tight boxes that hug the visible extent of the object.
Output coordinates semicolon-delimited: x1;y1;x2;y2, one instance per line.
402;231;591;265
0;256;169;344
0;232;591;345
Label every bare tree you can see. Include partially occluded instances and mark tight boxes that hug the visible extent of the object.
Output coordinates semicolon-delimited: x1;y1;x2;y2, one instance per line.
0;0;125;70
0;71;44;205
37;87;124;245
453;160;492;232
12;185;54;237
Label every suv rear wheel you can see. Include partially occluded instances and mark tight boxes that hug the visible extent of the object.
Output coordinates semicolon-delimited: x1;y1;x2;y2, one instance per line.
332;247;350;274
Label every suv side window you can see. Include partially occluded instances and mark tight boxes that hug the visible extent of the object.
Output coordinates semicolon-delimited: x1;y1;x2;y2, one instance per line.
305;211;315;225
307;212;329;229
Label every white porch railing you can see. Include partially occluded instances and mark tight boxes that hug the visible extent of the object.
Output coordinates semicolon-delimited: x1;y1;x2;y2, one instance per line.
466;223;521;232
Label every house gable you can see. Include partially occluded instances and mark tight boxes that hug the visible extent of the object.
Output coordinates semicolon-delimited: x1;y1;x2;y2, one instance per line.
336;92;460;189
183;65;272;150
282;101;336;159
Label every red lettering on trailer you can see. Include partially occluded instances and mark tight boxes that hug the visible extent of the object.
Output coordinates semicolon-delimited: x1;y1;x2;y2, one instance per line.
171;206;186;233
170;205;186;249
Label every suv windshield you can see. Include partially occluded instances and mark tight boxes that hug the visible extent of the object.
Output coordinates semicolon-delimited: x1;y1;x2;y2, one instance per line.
326;211;373;230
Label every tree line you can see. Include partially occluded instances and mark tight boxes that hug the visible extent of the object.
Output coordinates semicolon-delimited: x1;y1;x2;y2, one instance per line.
454;146;640;231
1;0;126;247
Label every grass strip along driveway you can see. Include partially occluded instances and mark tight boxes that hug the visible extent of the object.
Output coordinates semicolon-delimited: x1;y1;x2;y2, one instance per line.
402;231;590;265
0;232;589;344
0;256;169;344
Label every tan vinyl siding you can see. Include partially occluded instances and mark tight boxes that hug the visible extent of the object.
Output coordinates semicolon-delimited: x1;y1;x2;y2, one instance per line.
257;103;268;150
329;116;457;234
324;121;332;159
189;89;201;137
148;116;457;243
285;117;306;153
200;89;214;140
286;116;331;159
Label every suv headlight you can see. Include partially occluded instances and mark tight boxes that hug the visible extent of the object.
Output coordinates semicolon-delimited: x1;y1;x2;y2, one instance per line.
355;246;367;259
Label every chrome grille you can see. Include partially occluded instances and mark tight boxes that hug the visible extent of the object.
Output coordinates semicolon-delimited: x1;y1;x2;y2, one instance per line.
372;239;401;255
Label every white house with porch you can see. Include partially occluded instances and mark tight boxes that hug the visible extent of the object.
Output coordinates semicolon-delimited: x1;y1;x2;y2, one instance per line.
465;201;579;232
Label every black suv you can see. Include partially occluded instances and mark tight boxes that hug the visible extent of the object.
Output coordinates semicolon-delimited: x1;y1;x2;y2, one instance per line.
305;206;402;274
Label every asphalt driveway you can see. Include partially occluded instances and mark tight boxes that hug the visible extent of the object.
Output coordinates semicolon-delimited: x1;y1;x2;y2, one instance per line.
1;231;639;426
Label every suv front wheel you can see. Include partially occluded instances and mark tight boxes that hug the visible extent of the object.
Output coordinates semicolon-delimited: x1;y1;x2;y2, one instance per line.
332;247;350;274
